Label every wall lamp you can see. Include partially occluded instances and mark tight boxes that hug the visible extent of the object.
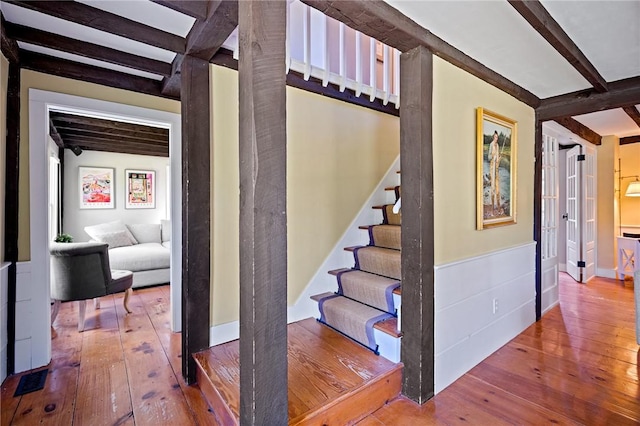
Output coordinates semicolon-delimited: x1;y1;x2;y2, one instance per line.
616;159;640;236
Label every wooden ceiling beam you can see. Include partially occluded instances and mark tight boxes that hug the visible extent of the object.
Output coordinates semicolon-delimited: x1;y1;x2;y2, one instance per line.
66;143;168;158
56;128;168;145
6;22;172;77
60;134;167;148
162;0;238;97
537;76;640;121
5;0;185;53
20;50;179;101
0;13;20;64
508;0;607;93
62;136;168;156
553;116;602;145
301;0;540;108
620;135;640;145
50;112;169;136
150;0;209;20
622;106;640;128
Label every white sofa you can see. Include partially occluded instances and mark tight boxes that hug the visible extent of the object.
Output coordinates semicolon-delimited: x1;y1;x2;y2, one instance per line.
84;220;171;288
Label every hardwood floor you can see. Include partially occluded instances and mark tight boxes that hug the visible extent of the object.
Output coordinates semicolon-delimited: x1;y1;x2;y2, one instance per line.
1;274;638;425
361;274;640;425
1;285;218;426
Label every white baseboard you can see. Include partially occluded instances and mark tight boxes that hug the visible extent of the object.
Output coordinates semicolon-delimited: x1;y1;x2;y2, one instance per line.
596;268;617;280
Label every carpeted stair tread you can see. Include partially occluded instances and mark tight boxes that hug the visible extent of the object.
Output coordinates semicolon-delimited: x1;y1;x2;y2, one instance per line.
354;246;401;280
369;225;401;250
318;294;392;352
382;205;401;226
336;269;400;313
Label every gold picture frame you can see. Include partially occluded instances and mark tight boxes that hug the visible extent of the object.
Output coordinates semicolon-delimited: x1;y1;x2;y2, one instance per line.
476;108;517;230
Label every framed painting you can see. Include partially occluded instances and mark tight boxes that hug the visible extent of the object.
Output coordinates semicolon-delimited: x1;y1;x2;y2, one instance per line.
476;108;517;230
79;166;114;209
125;169;155;209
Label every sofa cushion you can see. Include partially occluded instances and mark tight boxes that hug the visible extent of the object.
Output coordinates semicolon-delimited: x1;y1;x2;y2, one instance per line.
94;230;134;249
85;220;137;244
108;243;170;272
161;219;171;242
128;223;161;244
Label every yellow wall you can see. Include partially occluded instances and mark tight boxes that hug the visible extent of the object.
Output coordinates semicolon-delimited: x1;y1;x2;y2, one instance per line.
18;70;180;261
432;57;535;264
210;65;400;325
620;142;640;227
597;136;618;271
0;54;8;262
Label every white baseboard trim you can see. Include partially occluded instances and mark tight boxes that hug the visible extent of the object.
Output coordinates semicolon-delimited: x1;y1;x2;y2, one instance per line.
542;300;559;316
559;263;567;273
210;321;239;346
596;268;617;280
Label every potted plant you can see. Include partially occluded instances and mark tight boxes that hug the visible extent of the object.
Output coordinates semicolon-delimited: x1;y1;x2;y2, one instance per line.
54;233;74;243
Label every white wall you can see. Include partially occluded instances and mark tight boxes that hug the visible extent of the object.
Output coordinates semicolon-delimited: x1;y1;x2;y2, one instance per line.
63;150;169;241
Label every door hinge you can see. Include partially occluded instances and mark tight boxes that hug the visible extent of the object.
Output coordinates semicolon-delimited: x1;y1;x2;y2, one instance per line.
577;260;586;267
577;154;586;161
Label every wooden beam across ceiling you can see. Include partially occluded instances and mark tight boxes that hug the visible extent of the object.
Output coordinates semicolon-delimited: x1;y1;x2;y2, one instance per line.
20;50;179;101
6;22;172;77
553;116;602;145
301;0;540;108
55;128;168;147
161;0;239;98
0;13;20;64
150;0;208;20
508;0;608;93
50;112;169;137
5;0;186;53
621;135;640;145
622;106;640;129
49;121;64;148
537;76;640;121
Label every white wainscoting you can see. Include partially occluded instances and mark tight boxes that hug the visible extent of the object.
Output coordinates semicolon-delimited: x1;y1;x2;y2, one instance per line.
434;242;536;393
14;261;35;373
1;262;10;383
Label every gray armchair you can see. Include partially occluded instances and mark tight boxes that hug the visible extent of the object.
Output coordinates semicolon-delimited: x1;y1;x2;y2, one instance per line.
50;242;133;332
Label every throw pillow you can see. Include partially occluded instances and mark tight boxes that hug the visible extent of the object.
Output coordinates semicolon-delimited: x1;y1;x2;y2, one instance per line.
85;220;138;244
127;223;161;244
161;219;171;242
94;230;134;249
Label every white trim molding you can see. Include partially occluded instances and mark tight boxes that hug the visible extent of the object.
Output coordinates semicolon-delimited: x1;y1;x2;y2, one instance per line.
27;89;181;371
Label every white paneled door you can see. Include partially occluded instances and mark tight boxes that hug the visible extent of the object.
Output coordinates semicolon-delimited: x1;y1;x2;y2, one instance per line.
541;134;559;311
565;144;597;283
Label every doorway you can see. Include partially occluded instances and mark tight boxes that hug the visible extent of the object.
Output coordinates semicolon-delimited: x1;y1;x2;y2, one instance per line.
26;89;182;369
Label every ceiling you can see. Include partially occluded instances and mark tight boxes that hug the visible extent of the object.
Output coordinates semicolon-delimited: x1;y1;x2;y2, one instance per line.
1;0;639;149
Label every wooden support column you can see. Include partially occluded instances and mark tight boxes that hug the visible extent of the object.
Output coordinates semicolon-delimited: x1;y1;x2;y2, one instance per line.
533;117;543;320
399;45;434;404
4;62;20;375
238;1;288;424
180;55;211;384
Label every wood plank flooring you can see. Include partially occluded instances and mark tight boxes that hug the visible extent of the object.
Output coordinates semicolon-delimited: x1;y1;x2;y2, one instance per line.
1;285;218;426
1;273;638;425
362;274;640;425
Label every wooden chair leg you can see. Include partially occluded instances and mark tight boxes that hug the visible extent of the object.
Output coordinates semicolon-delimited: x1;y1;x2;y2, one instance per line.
94;297;100;310
78;300;87;332
51;299;61;325
123;288;133;314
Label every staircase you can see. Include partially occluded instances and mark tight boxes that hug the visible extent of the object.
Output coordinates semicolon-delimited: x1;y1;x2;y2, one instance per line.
312;181;402;358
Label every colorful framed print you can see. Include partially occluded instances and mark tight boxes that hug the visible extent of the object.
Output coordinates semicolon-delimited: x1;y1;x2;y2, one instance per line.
79;166;114;209
125;169;155;209
476;108;517;230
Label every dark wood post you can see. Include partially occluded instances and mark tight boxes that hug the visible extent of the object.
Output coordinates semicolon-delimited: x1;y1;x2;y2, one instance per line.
534;116;543;320
180;54;211;383
4;62;20;375
399;45;435;404
238;1;288;424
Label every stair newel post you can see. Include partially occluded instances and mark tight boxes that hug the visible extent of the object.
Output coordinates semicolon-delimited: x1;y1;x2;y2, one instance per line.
399;45;435;404
238;1;289;424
